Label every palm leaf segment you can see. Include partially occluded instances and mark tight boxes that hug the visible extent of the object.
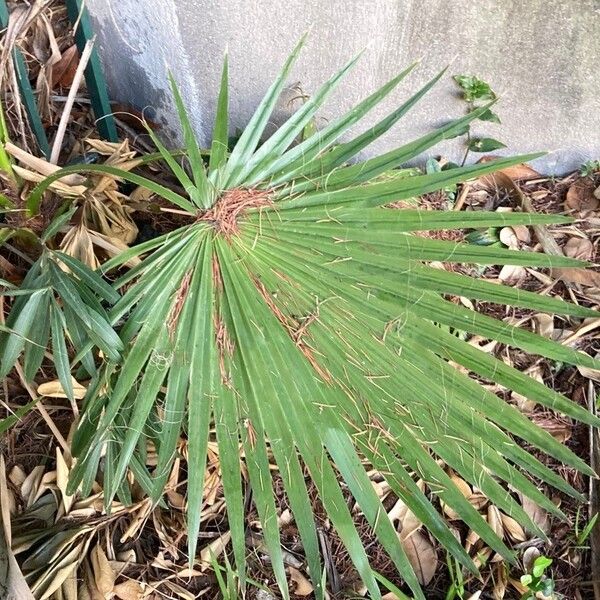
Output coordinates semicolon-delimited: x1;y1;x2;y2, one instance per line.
33;37;600;599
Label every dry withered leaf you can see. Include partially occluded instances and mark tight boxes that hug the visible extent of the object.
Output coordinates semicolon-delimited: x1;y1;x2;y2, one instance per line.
565;177;600;213
532;415;572;443
113;580;144;600
500;513;526;542
509;577;530;596
477;156;541;180
389;496;421;540
465;527;480;553
468;492;488;511
56;448;75;515
555;266;600;288
20;465;45;507
0;456;35;600
288;566;313;596
37;377;87;399
512;225;531;244
90;544;115;596
533;313;554;339
442;475;472;520
492;561;508;599
520;496;550;534
498;264;527;284
59;571;78;600
487;505;504;539
400;531;438;585
162;580;196;600
199;531;231;570
522;546;541;572
51;45;78;88
578;364;600;382
563;237;594;261
499;226;519;249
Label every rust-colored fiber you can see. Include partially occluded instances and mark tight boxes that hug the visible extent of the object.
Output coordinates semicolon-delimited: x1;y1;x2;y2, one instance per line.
253;278;332;383
200;188;272;238
214;314;234;387
211;255;223;294
166;271;192;340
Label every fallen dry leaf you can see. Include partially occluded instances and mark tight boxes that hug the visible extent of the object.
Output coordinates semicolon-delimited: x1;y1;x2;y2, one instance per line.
565;177;600;213
90;545;115;596
442;475;472;520
389;496;421;541
578;362;600;382
500;513;526;542
51;44;78;88
487;505;504;539
563;237;594;261
499;227;519;249
520;496;550;534
499;264;527;284
288;566;313;596
199;531;231;570
113;580;144;600
56;448;75;514
492;561;508;599
509;577;530;595
468;492;488;511
555;266;600;288
512;225;531;244
478;156;540;180
37;378;87;399
533;313;554;339
522;546;541;572
0;456;35;600
400;531;438;585
532;415;572;443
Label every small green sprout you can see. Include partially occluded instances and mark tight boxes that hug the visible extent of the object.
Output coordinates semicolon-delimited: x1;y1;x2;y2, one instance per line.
520;555;554;600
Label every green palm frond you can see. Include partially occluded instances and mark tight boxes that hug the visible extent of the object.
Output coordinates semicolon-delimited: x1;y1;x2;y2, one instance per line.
31;41;599;600
0;250;122;400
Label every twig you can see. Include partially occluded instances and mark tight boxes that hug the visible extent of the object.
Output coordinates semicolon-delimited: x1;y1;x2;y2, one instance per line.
49;37;96;164
453;183;470;211
14;362;70;457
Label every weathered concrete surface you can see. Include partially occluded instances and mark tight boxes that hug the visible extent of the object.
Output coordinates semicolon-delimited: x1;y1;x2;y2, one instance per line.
87;0;600;174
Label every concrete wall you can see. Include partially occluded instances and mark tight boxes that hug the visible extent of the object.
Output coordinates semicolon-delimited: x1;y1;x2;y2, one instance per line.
87;0;600;174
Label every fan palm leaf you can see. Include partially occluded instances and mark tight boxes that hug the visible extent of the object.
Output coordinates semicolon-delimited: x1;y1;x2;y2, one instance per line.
30;39;599;599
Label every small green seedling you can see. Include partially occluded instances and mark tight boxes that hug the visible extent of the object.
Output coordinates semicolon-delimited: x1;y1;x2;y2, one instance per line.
580;159;600;178
520;555;554;600
444;554;466;600
453;75;497;104
453;74;504;163
574;509;598;547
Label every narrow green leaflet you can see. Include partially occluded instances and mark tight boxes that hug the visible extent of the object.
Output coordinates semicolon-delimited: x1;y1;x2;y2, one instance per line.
208;56;230;176
169;73;212;207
